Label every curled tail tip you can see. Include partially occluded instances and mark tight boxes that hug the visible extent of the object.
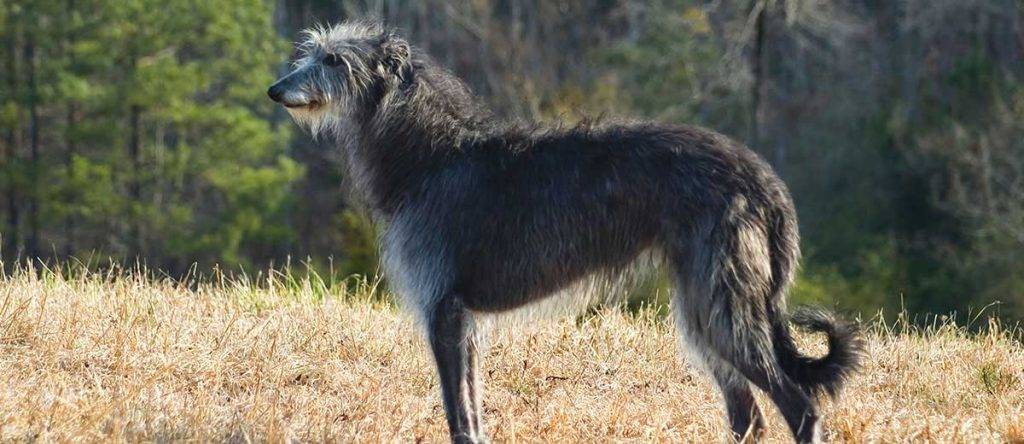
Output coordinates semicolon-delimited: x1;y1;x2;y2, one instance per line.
791;308;867;358
784;308;867;398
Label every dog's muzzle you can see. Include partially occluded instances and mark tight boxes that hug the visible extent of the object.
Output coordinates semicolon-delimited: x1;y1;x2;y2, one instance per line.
268;70;321;108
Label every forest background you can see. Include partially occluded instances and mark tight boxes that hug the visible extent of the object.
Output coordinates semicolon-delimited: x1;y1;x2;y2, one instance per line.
2;0;1022;321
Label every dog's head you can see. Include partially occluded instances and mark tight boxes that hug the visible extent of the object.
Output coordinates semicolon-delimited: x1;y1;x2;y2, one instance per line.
268;21;411;137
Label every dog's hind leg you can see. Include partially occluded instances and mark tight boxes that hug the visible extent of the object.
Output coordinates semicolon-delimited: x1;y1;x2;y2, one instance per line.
738;365;820;443
674;295;765;441
672;218;820;443
677;284;819;442
709;361;765;442
428;294;488;444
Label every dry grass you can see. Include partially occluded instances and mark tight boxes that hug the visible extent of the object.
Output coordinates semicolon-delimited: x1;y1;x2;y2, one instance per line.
1;267;1022;443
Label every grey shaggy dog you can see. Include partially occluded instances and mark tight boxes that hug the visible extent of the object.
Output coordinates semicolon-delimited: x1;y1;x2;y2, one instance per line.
269;21;864;444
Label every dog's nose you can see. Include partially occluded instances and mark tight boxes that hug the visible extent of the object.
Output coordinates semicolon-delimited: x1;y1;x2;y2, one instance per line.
267;84;284;102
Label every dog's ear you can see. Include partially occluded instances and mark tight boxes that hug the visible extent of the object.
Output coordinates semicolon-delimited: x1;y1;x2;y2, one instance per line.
381;34;411;78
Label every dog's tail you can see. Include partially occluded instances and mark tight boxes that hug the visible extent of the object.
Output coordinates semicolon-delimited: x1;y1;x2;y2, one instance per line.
771;309;864;397
766;206;865;398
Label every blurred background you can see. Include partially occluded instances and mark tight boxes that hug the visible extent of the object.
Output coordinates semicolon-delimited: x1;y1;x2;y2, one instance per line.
1;0;1022;321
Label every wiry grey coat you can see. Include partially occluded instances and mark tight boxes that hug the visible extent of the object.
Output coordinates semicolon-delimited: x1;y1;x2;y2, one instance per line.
268;22;864;444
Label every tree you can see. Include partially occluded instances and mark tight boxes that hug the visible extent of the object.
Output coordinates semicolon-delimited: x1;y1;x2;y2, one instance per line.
0;0;302;272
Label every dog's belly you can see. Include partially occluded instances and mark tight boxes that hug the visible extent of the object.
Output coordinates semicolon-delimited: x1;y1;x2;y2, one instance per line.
456;264;632;313
452;214;659;312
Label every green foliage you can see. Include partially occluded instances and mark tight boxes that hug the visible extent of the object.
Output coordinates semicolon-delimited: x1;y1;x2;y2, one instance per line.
1;0;300;271
334;209;380;278
791;239;905;315
545;1;727;124
596;3;720;122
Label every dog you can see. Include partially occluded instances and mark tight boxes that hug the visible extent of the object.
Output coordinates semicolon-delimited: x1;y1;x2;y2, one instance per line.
268;21;863;443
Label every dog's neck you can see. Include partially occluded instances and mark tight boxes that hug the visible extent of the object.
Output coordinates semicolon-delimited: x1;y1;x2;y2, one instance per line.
340;61;492;220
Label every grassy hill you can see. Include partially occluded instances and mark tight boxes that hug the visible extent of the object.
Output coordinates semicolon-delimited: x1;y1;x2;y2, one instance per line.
0;267;1021;442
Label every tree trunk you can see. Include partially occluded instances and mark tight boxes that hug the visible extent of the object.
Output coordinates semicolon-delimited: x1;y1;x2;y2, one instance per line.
129;103;142;258
2;7;19;263
126;30;143;260
750;0;767;152
25;32;40;261
64;0;77;257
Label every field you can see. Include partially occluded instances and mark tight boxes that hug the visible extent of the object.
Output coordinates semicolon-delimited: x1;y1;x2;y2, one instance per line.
1;267;1022;442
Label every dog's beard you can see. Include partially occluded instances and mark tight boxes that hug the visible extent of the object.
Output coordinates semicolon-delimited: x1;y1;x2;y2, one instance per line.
286;102;349;140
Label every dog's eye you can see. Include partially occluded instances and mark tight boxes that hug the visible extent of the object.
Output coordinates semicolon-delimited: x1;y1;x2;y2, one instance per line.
323;53;343;67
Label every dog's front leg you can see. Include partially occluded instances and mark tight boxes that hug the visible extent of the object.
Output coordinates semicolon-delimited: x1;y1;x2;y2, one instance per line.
428;294;487;444
465;327;486;439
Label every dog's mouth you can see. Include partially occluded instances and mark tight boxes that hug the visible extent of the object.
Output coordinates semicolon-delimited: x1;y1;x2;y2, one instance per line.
268;83;324;110
283;99;322;110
